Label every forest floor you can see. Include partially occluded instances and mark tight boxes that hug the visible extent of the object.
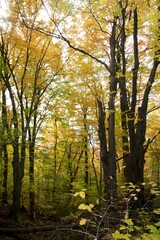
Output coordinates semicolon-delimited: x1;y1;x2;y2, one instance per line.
0;187;159;240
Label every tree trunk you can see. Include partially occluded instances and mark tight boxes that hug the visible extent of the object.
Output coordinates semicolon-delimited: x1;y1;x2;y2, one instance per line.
119;3;130;181
28;130;35;220
134;58;159;183
1;89;9;204
10;131;26;221
10;143;21;221
5;80;26;221
97;99;109;196
128;5;159;183
107;19;118;198
126;7;139;183
28;108;37;219
2;144;8;204
83;110;89;186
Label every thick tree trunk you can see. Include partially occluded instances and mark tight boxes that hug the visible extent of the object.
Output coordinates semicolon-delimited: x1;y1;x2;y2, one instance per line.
118;5;160;184
28;113;37;219
1;89;9;204
2;144;8;204
29;137;35;219
134;58;160;183
125;7;139;183
10;120;26;221
107;19;118;198
5;82;26;221
10;135;26;221
97;99;109;195
10;144;21;221
119;3;130;181
108;81;117;198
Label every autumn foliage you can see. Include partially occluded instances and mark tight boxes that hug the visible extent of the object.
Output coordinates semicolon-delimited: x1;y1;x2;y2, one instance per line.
0;0;159;227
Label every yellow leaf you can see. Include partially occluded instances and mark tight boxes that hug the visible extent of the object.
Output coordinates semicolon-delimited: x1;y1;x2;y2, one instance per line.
136;188;141;192
86;205;92;212
152;183;157;187
141;182;146;186
79;218;87;225
79;191;85;199
130;194;136;197
74;192;79;197
78;204;86;210
89;204;94;209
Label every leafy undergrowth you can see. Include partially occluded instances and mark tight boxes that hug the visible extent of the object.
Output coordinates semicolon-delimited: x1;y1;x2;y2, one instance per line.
0;183;159;240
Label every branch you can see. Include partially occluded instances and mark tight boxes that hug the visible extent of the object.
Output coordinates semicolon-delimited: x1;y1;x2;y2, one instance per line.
0;224;96;238
116;131;160;161
88;0;108;34
18;0;111;73
144;131;160;153
60;35;111;72
147;105;160;114
116;153;129;162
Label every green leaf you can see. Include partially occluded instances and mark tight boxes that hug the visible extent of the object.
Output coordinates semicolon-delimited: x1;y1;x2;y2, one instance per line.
153;208;160;215
151;190;160;195
124;219;134;226
146;225;158;233
142;234;153;240
155;221;160;227
150;233;160;240
112;230;131;240
142;233;160;240
134;225;142;231
119;225;127;231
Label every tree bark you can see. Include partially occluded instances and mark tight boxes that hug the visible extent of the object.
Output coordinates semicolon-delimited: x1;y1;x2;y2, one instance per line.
107;19;118;198
28;127;36;220
134;58;159;183
28;103;38;219
1;89;9;204
83;110;89;186
97;99;108;195
119;3;130;181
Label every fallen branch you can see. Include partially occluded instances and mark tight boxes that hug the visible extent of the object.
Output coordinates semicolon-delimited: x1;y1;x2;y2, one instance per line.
0;224;96;239
0;224;71;235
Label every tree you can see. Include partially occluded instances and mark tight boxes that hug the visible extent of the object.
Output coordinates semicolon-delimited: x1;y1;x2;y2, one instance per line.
117;1;160;183
0;77;10;204
0;5;63;219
